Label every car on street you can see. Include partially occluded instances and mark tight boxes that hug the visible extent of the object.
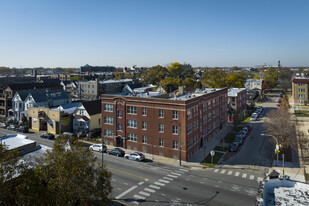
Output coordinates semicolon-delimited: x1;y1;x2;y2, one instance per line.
89;144;107;153
16;126;29;133
107;148;125;157
229;142;238;152
244;124;253;131
250;113;258;121
7;125;17;130
258;106;263;111
278;98;282;103
0;122;6;128
255;108;262;115
234;135;243;145
239;130;247;138
40;133;55;140
124;152;145;161
276;103;281;107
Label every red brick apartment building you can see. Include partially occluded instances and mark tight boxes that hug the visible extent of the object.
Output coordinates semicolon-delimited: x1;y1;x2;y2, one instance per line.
101;88;228;161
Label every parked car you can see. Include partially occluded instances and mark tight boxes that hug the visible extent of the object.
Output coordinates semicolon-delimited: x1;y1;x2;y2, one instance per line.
258;106;263;111
0;122;6;128
16;126;29;133
255;108;262;115
62;132;77;138
90;128;102;138
234;135;243;145
250;113;258;121
7;125;17;130
276;103;281;107
244;124;253;131
242;127;249;134
89;144;107;153
124;152;145;161
239;130;247;138
40;133;55;140
229;142;238;152
107;148;125;157
278;98;282;103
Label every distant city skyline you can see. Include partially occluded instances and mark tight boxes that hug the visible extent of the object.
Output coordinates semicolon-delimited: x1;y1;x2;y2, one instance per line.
0;0;308;68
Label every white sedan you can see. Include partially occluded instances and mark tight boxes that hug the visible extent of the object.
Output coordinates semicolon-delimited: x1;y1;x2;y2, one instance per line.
89;144;107;153
124;152;145;161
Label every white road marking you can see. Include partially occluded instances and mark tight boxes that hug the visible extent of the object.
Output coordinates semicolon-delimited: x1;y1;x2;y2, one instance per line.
132;201;139;205
168;174;178;178
215;185;219;188
117;188;121;191
242;173;247;178
235;172;240;177
220;169;226;174
231;184;240;192
115;185;138;199
163;176;173;181
179;168;189;172
200;182;204;184
139;191;150;196
203;177;208;180
134;194;145;200
158;179;169;183
249;175;255;180
257;177;263;182
138;182;144;185
161;193;166;196
124;182;129;185
112;179;116;182
149;185;160;190
214;169;219;173
176;198;181;201
144;188;156;193
217;181;223;184
171;172;182;176
227;171;233;175
154;181;165;186
186;178;190;181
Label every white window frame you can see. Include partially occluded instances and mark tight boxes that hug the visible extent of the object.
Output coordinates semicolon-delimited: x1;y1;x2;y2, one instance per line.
127;106;137;114
159;138;164;147
104;116;113;125
172;110;178;119
127;119;137;128
159;109;164;118
173;141;178;149
117;110;122;118
172;125;178;134
142;121;147;130
127;133;137;142
104;129;113;136
142;107;147;116
104;104;113;112
159;123;164;133
142;135;147;143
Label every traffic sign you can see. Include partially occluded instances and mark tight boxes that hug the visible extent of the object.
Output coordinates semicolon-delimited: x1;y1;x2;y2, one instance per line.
276;144;279;150
210;151;215;156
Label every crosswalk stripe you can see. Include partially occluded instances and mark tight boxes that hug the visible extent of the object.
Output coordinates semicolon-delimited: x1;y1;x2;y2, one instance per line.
158;179;169;183
257;177;263;182
214;169;219;173
171;172;182;176
242;173;247;178
235;172;240;177
154;181;165;186
179;168;189;172
227;171;233;175
249;175;255;180
139;191;150;196
144;188;156;193
167;174;178;178
220;169;226;174
132;201;139;205
163;177;173;181
134;194;145;200
149;185;160;190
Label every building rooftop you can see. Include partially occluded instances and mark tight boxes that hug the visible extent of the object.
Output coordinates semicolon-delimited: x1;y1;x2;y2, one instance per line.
228;88;246;97
99;79;133;84
0;134;33;150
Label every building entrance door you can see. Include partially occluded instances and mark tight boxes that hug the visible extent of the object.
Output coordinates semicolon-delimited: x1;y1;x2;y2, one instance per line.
116;136;123;147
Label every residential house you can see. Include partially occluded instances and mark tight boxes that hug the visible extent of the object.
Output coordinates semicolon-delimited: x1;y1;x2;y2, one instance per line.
73;100;101;133
245;79;264;91
227;88;247;121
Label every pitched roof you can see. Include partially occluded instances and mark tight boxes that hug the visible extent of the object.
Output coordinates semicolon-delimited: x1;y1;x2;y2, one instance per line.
15;90;32;101
28;90;70;103
82;100;101;116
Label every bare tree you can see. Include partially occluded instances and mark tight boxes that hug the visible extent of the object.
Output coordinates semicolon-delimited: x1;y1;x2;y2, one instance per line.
264;109;296;149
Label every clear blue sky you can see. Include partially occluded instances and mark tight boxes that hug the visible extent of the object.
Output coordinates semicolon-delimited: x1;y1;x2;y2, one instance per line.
0;0;308;68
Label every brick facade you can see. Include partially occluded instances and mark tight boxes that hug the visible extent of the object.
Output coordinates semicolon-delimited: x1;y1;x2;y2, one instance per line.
101;88;228;161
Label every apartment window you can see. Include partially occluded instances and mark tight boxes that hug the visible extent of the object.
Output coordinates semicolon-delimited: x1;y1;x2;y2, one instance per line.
127;106;137;114
142;121;147;130
173;141;178;149
117;110;122;118
208;101;211;109
172;110;178;119
142;107;147;116
127;133;137;142
299;88;306;92
187;109;192;119
299;94;305;98
187;123;192;134
79;109;84;115
117;123;122;131
159;138;164;147
127;119;137;128
208;112;211;121
104;104;113;112
172;125;178;134
299;83;305;86
98;118;101;125
104;129;113;136
142;135;147;143
159;109;164;118
159;123;164;132
104;116;113;125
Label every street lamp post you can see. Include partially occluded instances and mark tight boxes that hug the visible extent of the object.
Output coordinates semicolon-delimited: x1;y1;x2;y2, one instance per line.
261;134;279;166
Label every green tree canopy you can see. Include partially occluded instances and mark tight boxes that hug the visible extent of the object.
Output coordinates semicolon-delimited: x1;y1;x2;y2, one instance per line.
142;65;168;85
263;68;279;88
70;76;82;81
201;69;227;88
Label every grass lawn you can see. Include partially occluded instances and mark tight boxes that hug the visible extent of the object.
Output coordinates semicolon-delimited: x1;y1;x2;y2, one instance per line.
295;110;309;114
214;146;228;152
201;152;224;166
243;117;251;123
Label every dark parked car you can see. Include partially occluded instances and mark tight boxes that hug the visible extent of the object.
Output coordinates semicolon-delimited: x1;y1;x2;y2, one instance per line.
107;148;125;157
7;125;17;130
229;143;238;152
90;128;102;138
17;126;29;133
244;124;253;131
40;133;55;140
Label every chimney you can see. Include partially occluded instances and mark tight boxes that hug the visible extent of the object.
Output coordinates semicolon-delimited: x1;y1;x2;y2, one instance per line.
179;86;184;95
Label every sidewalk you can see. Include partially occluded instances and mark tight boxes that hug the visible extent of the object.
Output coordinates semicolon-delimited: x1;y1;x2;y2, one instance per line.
82;123;232;170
